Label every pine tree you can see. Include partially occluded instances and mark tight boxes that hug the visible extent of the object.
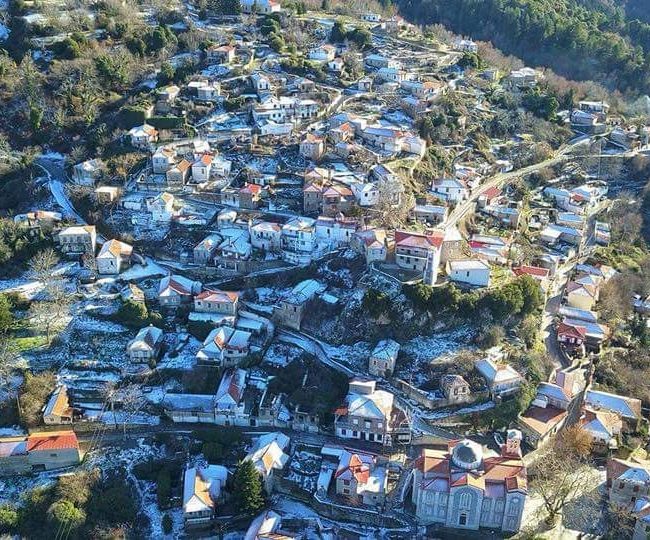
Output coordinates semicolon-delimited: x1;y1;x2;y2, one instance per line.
232;460;265;515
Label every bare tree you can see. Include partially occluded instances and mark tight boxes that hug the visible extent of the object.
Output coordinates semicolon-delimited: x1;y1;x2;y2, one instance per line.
29;248;61;292
530;442;594;526
119;383;146;437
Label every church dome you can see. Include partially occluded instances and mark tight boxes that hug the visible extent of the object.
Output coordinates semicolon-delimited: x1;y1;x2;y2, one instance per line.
451;440;483;470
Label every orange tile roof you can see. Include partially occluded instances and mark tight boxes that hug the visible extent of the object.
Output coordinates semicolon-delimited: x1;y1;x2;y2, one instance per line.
27;431;79;452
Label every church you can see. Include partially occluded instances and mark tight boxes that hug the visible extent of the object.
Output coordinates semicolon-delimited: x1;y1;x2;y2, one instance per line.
412;430;527;533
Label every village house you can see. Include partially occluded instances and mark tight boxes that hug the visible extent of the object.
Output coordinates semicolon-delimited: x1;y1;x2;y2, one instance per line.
147;192;176;223
300;134;326;161
193;290;239;317
566;280;598;311
273;279;324;330
72;159;103;186
281;217;317;265
334;449;388;506
96;239;132;275
352;228;389;264
43;385;76;425
447;259;491;287
94;186;120;205
365;54;401;70
308;44;336;62
192;154;214;183
395;230;442;274
475;351;523;399
440;375;471;404
214;368;249;425
194;234;221;265
197;326;252;367
334;379;411;446
57;225;97;256
585;389;643;433
167;159;192;184
250;221;282;252
245;511;295;539
207;43;236;63
607;456;650;510
432;177;469;203
128;124;158;149
245;432;290;493
368;339;400;377
412;204;447;225
314;215;357;248
127;325;164;363
412;431;527;533
152;147;176;174
0;431;81;476
183;465;228;527
158;274;202;308
250;73;271;94
580;407;622;450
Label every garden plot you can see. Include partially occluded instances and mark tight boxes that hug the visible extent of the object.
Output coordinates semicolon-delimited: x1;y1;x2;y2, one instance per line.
285;448;323;494
263;342;304;367
397;327;475;387
157;333;201;370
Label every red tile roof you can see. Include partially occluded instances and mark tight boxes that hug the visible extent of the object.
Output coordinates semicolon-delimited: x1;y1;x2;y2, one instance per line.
27;431;79;452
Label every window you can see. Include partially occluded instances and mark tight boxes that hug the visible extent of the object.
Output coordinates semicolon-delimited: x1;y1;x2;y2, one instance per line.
341;429;347;435
352;431;358;437
459;513;467;526
343;480;350;485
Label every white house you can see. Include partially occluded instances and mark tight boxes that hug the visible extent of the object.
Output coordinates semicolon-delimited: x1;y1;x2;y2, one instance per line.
447;259;491;287
245;432;290;492
147;192;176;223
250;221;282;252
96;239;132;275
197;326;252;367
476;351;523;398
72;159;103;186
432;178;469;203
192;154;214;183
127;325;164;363
152;147;176;174
183;465;228;526
308;44;336;62
240;0;281;14
369;339;400;377
128;124;158;149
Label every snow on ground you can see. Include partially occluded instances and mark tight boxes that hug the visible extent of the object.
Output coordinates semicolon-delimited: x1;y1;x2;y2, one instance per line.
0;23;8;41
520;467;607;537
420;400;495;421
322;341;372;370
96;411;161;426
120;258;168;281
263;342;303;367
158;334;201;370
69;315;128;334
0;472;56;505
0;426;26;436
401;326;473;364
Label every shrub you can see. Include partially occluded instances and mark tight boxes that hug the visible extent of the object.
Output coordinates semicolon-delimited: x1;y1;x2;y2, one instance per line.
156;470;171;507
202;441;224;462
162;513;173;534
0;504;18;533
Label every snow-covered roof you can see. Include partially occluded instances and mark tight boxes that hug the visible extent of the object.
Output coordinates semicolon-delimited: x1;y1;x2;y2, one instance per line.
585;389;641;420
183;465;228;515
245;432;290;478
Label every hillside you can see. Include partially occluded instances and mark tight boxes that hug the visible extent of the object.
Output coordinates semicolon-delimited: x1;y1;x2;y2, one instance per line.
397;0;650;96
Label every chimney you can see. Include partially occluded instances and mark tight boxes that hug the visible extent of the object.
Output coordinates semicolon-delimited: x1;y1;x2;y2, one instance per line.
504;429;522;457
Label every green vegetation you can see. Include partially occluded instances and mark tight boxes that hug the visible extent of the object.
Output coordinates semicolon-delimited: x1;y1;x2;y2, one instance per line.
267;354;348;423
330;20;372;49
111;299;163;330
232;460;265;516
0;471;140;539
19;371;57;428
398;0;650;94
403;275;543;323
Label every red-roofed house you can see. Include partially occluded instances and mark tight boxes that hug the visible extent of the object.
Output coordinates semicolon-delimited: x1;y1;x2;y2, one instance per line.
395;230;442;273
0;431;81;475
334;450;387;506
194;289;239;316
513;265;551;291
557;321;586;349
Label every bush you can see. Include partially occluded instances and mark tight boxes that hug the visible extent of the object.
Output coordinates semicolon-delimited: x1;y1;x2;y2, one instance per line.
156;470;171;507
112;299;161;329
202;441;224;462
19;371;56;427
48;500;86;532
162;513;173;534
187;320;214;341
362;288;392;318
0;504;18;533
477;325;505;348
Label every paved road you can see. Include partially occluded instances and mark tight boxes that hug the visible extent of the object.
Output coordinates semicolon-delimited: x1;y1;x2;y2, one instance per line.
446;135;592;227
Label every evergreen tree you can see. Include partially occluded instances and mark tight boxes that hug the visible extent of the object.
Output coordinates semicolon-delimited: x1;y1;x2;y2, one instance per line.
232;460;265;515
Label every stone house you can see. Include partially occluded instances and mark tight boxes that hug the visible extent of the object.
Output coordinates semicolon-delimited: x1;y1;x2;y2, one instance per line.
127;325;164;363
368;339;400;377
